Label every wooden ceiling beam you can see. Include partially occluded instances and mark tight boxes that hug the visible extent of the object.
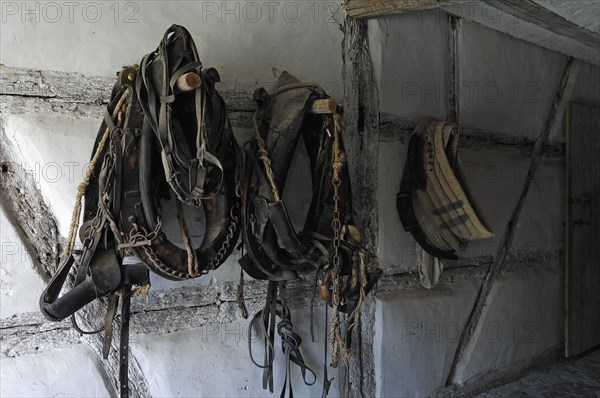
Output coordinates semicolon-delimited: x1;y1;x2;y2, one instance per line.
481;0;600;51
344;0;600;66
344;0;464;19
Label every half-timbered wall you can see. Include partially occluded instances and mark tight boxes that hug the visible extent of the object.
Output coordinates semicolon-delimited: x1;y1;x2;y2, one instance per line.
1;2;599;397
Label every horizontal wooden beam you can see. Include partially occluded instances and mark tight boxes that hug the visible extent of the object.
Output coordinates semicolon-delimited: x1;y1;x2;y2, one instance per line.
343;0;599;66
345;0;464;19
379;113;565;157
375;251;560;294
0;313;80;357
444;0;600;66
1;66;566;161
481;0;600;52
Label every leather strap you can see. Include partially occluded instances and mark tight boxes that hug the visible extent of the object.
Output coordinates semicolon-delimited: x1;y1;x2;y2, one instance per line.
136;24;226;205
119;283;132;398
248;282;316;397
321;303;333;398
102;294;119;359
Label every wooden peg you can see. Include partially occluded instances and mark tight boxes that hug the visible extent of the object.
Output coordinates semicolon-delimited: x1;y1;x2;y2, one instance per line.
176;72;202;92
309;99;336;114
119;66;138;85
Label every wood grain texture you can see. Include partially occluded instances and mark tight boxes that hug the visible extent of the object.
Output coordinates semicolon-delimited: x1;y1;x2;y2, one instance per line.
566;102;600;357
379;113;565;157
445;57;578;387
447;14;460;123
341;16;380;398
0;313;81;357
481;0;600;51
345;0;463;19
0;125;61;278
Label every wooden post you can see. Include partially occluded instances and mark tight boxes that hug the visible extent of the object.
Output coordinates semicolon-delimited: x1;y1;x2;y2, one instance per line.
342;17;380;398
445;57;579;387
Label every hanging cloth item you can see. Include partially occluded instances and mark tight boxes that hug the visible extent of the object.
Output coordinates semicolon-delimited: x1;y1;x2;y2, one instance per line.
416;243;443;289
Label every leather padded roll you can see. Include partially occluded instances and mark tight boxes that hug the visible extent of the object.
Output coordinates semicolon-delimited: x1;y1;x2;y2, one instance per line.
397;118;494;260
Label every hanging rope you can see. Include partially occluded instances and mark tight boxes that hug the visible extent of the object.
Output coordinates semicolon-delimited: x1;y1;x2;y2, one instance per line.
176;199;199;277
252;111;282;203
62;89;130;257
329;112;352;367
251;82;323;204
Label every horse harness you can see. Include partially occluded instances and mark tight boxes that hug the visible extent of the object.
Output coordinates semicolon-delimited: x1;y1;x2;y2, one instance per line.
240;72;382;397
38;25;381;398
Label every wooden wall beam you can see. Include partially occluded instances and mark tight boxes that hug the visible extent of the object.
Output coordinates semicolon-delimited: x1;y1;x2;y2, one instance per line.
341;16;381;398
481;0;600;51
445;57;580;387
344;0;464;19
446;14;460;123
379;113;565;157
0;126;61;278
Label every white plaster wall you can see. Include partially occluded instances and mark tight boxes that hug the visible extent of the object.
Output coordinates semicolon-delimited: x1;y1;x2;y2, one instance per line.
368;13;449;120
130;307;339;397
372;11;579;396
458;262;564;385
374;262;564;396
0;3;344;397
0;210;47;318
511;156;564;254
3;113;99;237
457;20;568;139
1;0;344;98
0;345;112;397
377;140;414;274
374;279;481;397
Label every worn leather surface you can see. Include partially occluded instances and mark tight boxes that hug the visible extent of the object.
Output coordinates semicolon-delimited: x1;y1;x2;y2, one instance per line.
397;119;494;260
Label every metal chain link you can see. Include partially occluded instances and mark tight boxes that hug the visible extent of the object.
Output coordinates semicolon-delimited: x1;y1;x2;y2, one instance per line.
328;113;352;368
207;204;239;270
127;202;239;279
81;207;104;253
125;217;193;279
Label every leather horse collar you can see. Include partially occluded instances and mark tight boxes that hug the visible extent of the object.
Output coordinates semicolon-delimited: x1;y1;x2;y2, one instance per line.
37;24;383;398
239;72;356;281
239;72;382;397
125;24;241;281
39;24;240;397
240;71;381;299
